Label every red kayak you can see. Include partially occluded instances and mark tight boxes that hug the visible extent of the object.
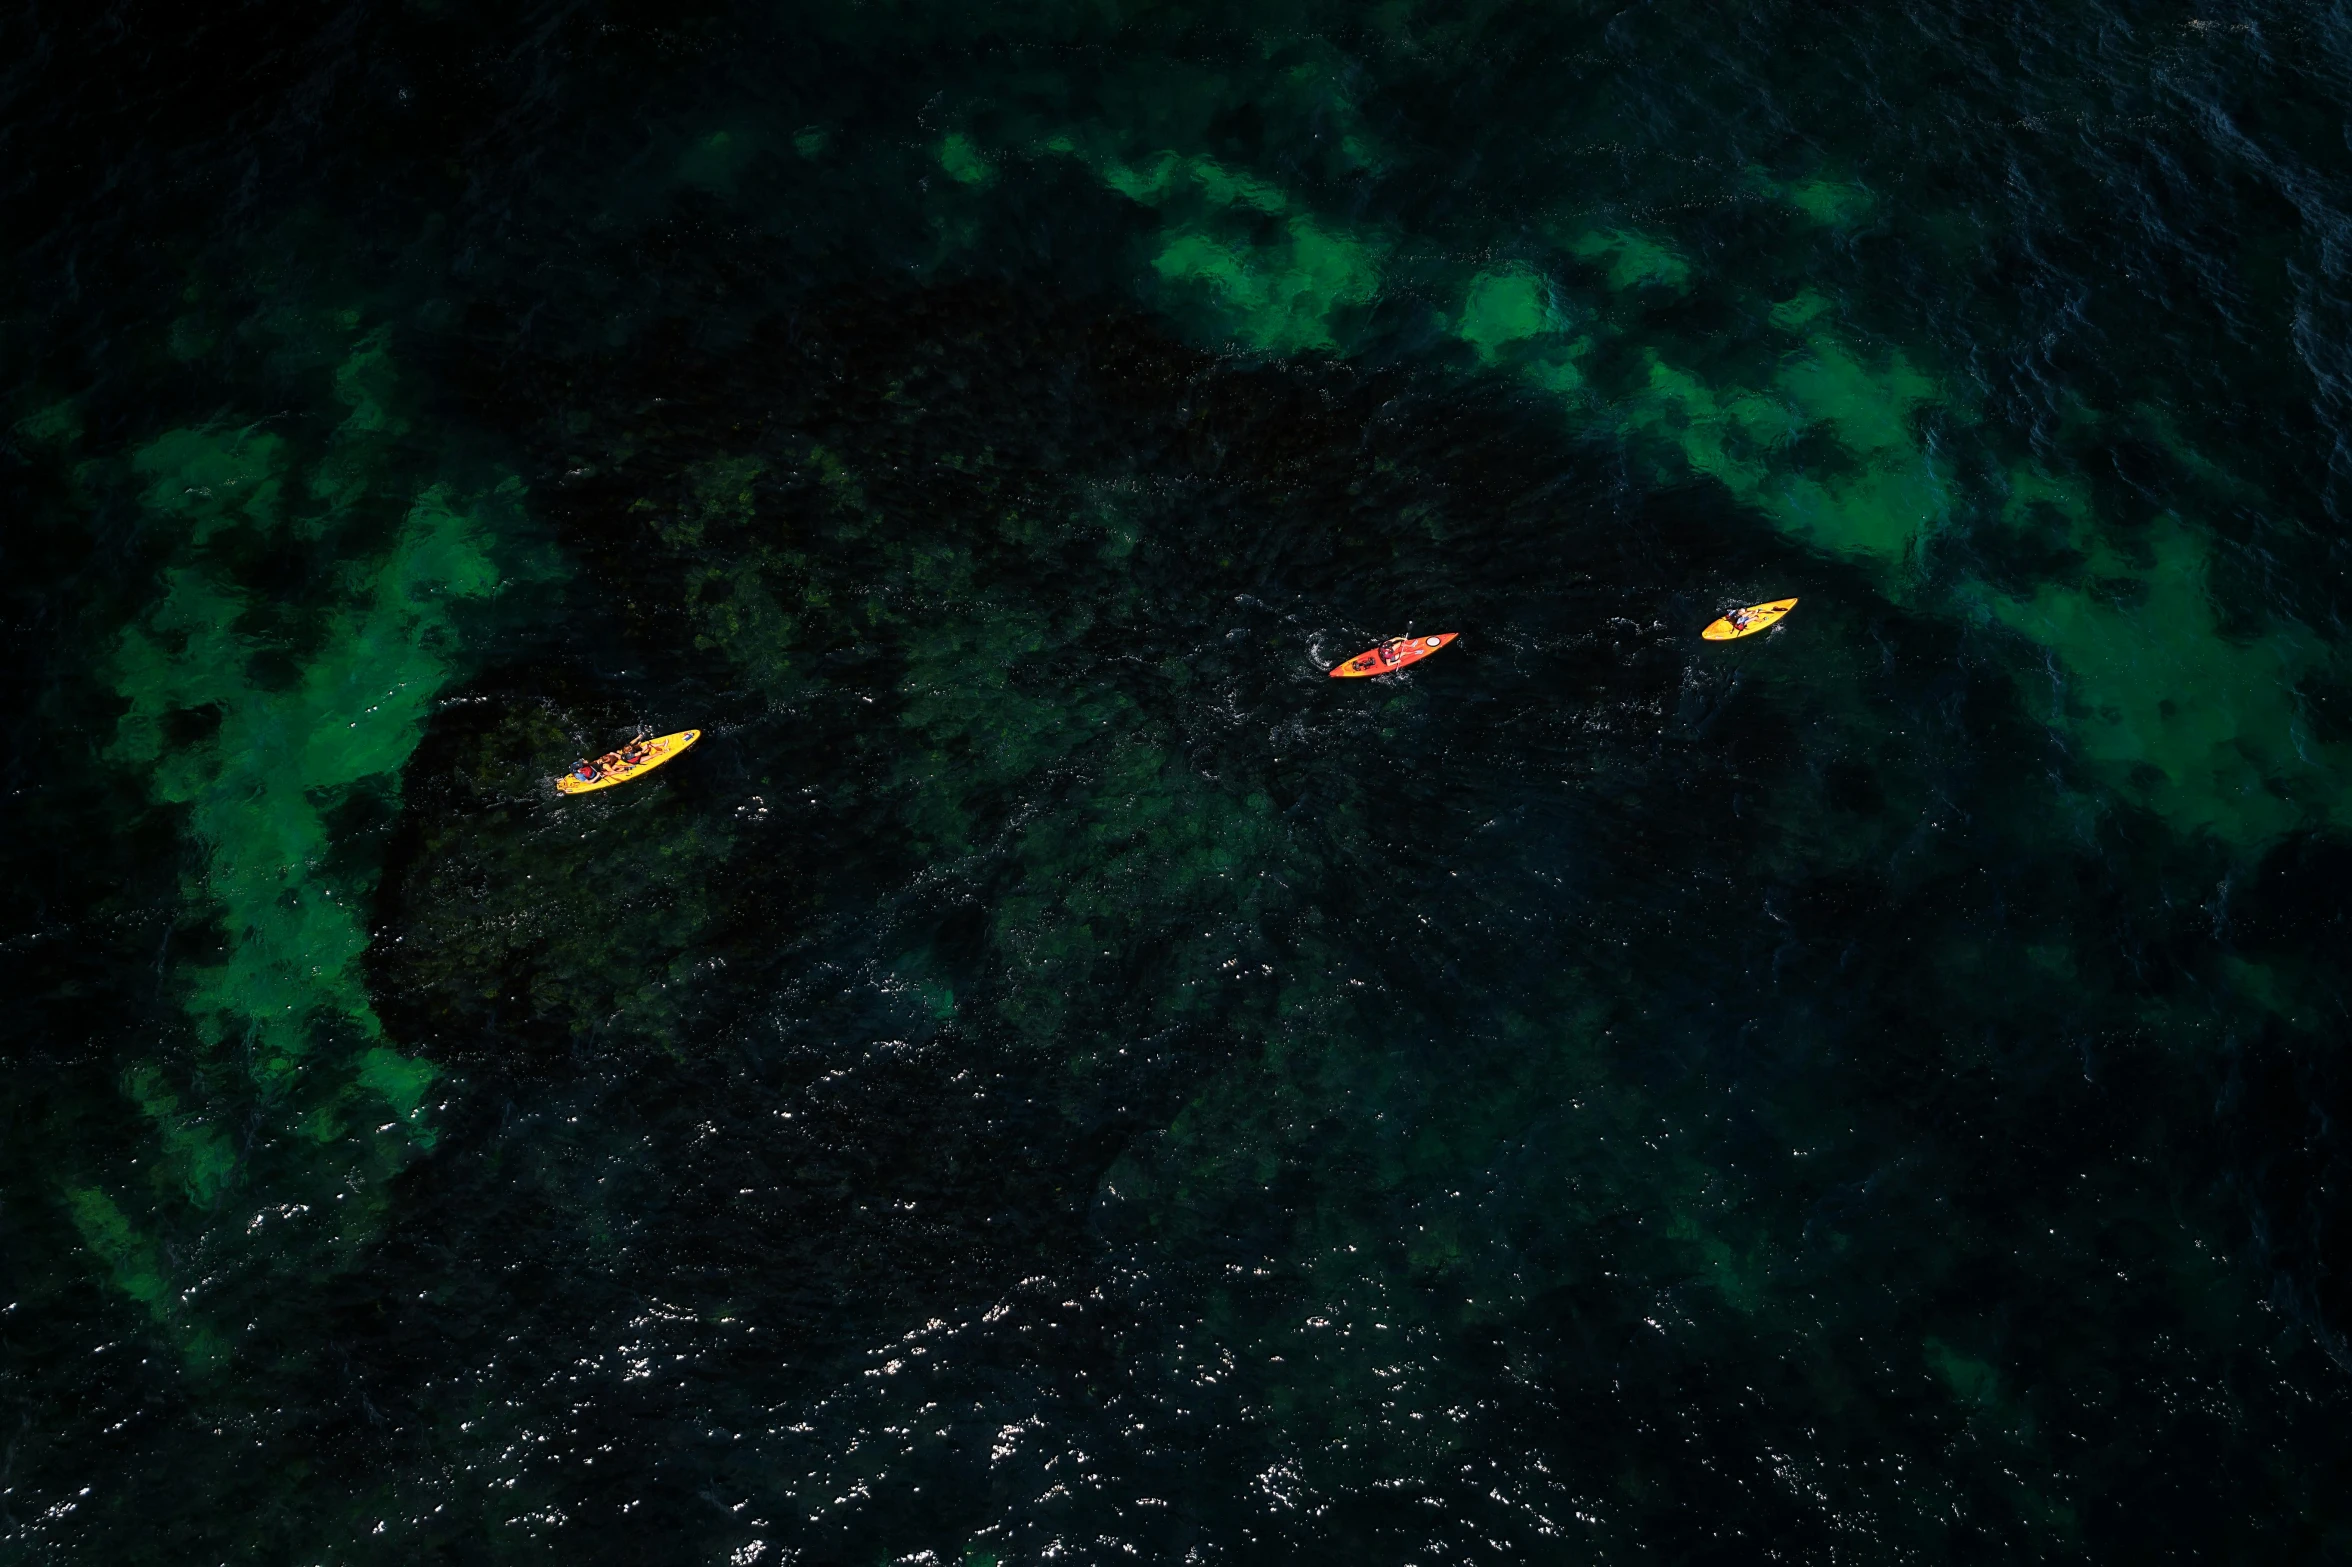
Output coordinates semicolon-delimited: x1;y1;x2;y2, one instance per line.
1329;633;1458;678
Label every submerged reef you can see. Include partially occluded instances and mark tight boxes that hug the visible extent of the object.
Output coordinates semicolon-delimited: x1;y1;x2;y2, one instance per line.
75;326;516;1361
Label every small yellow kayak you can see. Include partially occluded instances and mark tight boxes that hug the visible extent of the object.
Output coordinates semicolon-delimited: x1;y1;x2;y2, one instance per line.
1702;599;1798;641
556;729;701;795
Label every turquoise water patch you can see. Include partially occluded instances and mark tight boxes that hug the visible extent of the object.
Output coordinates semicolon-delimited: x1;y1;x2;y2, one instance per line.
1980;513;2333;844
1057;145;1386;353
938;132;996;187
112;467;505;1086
82;324;515;1346
1566;227;1693;293
1454;264;1589;390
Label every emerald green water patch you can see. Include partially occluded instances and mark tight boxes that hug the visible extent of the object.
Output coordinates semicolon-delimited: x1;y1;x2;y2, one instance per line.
1785;178;1873;227
64;1188;172;1323
62;1186;228;1368
14;396;84;447
1764;172;1876;229
1566;227;1692;294
1455;267;1558;355
1468;204;2328;848
1980;515;2335;844
112;472;505;1087
124;1063;239;1209
938;132;995;187
1454;265;1591;391
1768;290;1834;332
1149;219;1383;355
1777;338;1938;460
355;1043;439;1125
132;424;289;541
83;322;518;1337
1058;145;1385;353
1613;337;1952;575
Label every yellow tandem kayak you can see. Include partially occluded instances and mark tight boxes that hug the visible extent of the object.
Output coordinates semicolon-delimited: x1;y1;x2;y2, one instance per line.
556;729;701;795
1701;599;1798;641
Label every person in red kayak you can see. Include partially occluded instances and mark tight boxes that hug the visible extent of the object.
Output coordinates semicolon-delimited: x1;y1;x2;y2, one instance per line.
1347;638;1424;673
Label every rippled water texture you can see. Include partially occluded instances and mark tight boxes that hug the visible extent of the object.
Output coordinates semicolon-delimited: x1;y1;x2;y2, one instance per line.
7;0;2352;1559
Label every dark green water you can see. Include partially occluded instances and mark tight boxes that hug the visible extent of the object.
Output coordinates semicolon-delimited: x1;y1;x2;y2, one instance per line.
8;0;2352;1558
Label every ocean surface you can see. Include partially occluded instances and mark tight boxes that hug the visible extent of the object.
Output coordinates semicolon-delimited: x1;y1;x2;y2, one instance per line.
6;0;2352;1559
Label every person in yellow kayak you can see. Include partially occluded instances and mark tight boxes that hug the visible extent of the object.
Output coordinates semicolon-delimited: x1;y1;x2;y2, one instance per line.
570;735;653;785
